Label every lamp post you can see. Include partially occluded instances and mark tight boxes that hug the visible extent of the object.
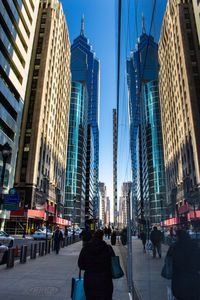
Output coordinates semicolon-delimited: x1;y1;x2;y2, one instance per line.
72;196;76;242
0;143;12;209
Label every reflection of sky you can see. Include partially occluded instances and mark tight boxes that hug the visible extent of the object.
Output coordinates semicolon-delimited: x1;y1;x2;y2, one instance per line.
62;0;167;221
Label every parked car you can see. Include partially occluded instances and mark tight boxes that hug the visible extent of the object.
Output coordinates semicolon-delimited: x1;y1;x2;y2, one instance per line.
32;229;53;240
0;231;14;247
0;245;8;265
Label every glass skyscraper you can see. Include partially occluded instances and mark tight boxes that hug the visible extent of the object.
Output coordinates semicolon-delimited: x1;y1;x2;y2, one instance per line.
70;17;100;220
65;82;87;227
142;80;166;224
127;24;166;227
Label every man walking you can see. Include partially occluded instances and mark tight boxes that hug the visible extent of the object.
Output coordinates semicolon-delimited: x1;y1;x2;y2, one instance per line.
53;225;63;254
150;226;162;258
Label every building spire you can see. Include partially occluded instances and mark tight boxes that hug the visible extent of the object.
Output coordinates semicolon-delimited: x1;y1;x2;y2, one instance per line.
81;15;84;36
142;13;146;34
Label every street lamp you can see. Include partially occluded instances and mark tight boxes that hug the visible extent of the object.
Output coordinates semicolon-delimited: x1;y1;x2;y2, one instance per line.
0;143;12;208
72;196;76;242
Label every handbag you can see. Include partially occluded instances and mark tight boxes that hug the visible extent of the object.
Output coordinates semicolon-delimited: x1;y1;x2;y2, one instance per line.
161;256;173;279
111;255;124;279
71;269;86;300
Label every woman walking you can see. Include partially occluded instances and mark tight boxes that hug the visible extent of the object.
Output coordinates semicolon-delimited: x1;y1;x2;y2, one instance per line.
78;229;114;300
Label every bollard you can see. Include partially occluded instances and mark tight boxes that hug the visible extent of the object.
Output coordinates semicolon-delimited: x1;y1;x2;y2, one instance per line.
7;248;15;268
65;237;68;247
20;245;27;263
61;239;65;248
41;242;45;256
47;240;51;253
39;242;45;256
30;243;37;259
39;242;42;255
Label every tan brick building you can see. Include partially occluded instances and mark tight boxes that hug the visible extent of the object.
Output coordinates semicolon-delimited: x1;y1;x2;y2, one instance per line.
13;0;71;230
158;0;200;220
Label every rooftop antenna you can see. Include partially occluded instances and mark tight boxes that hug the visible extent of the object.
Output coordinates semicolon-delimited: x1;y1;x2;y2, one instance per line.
80;15;84;36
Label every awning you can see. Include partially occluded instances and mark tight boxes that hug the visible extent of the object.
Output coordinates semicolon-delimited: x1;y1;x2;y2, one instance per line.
161;217;179;226
48;216;71;226
178;203;189;214
11;209;45;220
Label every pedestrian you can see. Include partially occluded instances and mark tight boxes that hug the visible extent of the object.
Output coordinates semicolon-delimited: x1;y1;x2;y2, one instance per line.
150;226;162;258
53;225;63;254
79;224;92;247
107;226;111;240
104;226;108;238
78;229;114;300
140;230;147;252
111;229;116;246
165;229;200;300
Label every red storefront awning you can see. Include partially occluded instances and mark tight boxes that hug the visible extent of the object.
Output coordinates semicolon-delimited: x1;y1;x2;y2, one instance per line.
11;209;45;220
48;216;70;226
162;217;179;226
187;210;200;220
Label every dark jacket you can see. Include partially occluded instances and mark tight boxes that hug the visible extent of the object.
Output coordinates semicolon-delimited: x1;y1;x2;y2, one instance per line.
78;239;113;300
167;238;200;300
150;229;162;245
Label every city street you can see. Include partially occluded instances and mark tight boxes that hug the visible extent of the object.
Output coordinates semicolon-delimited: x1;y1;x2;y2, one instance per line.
0;240;129;300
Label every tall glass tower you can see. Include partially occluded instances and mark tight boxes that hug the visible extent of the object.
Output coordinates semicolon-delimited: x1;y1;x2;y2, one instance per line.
64;82;87;227
70;17;100;221
127;22;166;227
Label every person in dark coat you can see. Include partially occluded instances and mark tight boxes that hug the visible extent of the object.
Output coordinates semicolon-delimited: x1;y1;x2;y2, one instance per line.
111;229;116;245
78;229;114;300
53;225;63;254
166;229;200;300
79;224;92;247
150;226;162;258
140;231;147;252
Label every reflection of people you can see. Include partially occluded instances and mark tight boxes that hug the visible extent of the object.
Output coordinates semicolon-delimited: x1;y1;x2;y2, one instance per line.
53;226;63;254
140;231;147;252
166;230;200;300
150;226;162;258
78;229;113;300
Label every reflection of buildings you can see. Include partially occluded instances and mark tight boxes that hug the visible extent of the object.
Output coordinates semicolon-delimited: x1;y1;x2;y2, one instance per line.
13;0;71;230
69;17;100;222
119;182;132;228
113;109;117;225
105;197;110;226
0;0;39;194
64;82;87;227
127;20;166;226
159;0;200;225
99;182;107;226
192;0;200;45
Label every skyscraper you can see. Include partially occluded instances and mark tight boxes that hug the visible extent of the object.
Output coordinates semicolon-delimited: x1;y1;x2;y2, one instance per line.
127;20;166;226
64;81;87;227
70;17;100;221
159;0;200;222
13;0;71;231
113;109;117;225
0;0;40;195
99;182;107;226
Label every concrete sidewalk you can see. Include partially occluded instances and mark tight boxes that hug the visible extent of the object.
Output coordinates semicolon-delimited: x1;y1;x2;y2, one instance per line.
0;241;129;300
132;238;170;300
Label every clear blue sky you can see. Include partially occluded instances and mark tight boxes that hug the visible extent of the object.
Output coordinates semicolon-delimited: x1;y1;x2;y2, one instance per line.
61;0;167;219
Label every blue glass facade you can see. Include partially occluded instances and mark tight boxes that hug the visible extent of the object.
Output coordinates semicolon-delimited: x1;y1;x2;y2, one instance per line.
127;31;166;226
70;23;100;220
142;80;166;223
65;82;87;226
